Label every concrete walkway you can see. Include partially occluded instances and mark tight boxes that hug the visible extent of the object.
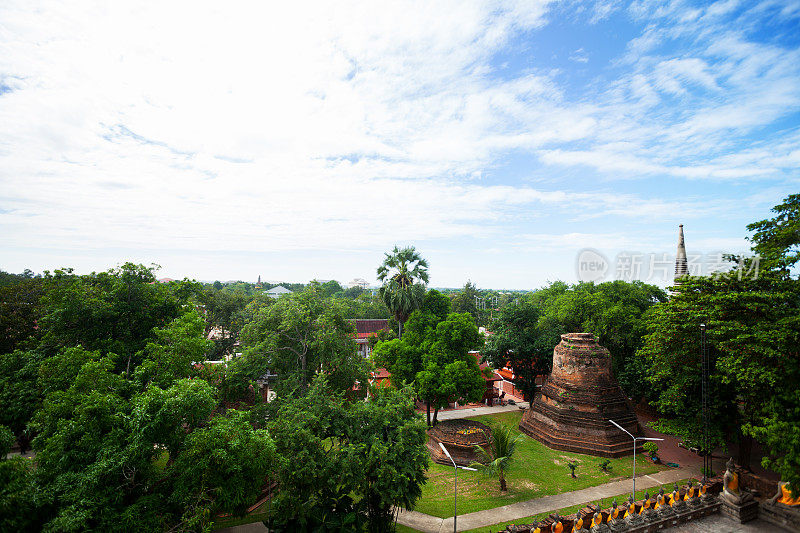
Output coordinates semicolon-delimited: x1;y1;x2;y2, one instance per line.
431;402;529;421
396;467;694;532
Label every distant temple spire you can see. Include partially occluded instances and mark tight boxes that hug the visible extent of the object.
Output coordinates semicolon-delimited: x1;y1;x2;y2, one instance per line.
674;224;688;281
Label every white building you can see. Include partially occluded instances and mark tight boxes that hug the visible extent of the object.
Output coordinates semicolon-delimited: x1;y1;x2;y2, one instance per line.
265;285;292;298
348;278;370;290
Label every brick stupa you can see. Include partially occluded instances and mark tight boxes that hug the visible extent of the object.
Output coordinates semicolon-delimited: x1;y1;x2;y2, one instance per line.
520;333;641;457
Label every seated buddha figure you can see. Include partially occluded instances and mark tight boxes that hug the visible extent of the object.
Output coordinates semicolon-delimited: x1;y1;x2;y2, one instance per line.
684;480;698;500
670;483;687;511
572;511;587;532
591;510;611;532
608;500;623;523
657;487;676;518
772;481;800;506
623;496;635;518
654;490;664;510
638;492;652;514
722;457;753;505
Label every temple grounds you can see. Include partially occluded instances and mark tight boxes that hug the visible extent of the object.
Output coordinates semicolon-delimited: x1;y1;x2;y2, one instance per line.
413;410;665;518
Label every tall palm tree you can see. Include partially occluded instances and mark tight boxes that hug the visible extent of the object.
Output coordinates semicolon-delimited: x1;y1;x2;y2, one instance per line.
376;246;429;338
470;423;523;491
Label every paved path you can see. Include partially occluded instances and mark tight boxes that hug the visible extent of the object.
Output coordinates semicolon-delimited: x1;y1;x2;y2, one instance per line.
430;403;530;421
396;467;694;532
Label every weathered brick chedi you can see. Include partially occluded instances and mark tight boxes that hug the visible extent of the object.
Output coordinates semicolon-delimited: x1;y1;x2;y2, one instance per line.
520;333;642;457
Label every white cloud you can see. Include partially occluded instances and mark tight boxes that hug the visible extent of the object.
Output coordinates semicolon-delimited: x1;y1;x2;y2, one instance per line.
0;0;798;285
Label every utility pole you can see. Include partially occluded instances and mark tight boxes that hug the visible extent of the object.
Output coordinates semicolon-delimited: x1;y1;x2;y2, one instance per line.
700;323;711;482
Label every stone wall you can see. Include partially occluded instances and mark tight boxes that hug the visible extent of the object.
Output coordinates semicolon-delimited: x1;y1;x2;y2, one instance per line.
498;482;723;533
426;419;491;467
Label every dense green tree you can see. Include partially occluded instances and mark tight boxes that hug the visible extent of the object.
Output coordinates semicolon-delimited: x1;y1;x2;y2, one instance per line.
239;284;368;393
170;409;275;526
343;285;365;299
319;279;345;297
0;446;38;531
338;291;392;320
376;246;429;338
372;337;421;387
485;280;665;401
375;309;485;426
37;264;187;376
639;194;800;478
31;357;272;531
746;193;800;276
0;425;13;457
451;281;481;323
483;297;550;402
421;288;451;321
133;311;211;389
266;377;428;532
0;262;432;529
198;286;250;360
415;312;485;426
0;349;46;452
0;276;45;354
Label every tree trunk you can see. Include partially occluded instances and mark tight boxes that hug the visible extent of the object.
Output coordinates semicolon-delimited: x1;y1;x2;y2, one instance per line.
398;320;404;340
738;431;753;471
433;406;439;426
499;473;507;492
426;401;431;427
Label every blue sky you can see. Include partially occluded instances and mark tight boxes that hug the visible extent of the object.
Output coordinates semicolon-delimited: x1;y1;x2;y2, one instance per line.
0;0;798;289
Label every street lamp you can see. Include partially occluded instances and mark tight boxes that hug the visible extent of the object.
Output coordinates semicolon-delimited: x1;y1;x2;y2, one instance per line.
699;323;710;483
439;442;477;533
609;419;663;502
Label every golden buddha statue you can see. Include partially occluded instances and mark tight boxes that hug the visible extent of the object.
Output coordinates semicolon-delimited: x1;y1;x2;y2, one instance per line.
773;482;800;506
610;500;621;520
671;482;687;511
654;491;663;509
722;457;753;505
639;493;651;514
572;511;585;531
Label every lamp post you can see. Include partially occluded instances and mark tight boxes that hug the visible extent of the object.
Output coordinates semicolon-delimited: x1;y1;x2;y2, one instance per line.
439;442;477;533
609;419;663;501
700;323;710;483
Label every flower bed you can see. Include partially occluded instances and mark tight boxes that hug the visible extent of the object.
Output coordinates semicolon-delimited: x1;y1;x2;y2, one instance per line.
427;419;491;466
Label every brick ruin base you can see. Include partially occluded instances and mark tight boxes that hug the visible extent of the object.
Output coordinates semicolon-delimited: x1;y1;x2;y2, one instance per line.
500;485;723;533
426;419;491;467
520;333;641;458
759;500;800;532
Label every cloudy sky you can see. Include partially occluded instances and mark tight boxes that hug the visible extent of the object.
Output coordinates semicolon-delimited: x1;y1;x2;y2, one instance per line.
1;0;798;289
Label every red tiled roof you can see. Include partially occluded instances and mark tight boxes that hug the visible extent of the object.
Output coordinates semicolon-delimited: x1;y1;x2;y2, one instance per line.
371;367;391;379
497;368;514;380
350;319;390;338
472;351;502;382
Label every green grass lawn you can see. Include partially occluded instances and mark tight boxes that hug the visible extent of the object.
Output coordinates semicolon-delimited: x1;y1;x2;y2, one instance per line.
412;410;666;518
398;478;696;533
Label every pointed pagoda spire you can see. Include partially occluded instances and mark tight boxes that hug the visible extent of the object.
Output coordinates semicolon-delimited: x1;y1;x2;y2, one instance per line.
674;224;688;281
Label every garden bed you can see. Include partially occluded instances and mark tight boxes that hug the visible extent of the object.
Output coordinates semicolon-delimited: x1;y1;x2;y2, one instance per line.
427;419;491;466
